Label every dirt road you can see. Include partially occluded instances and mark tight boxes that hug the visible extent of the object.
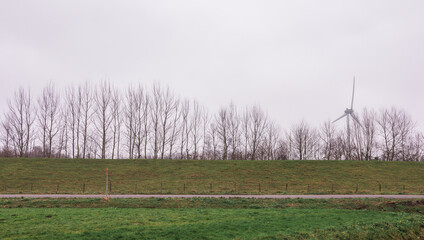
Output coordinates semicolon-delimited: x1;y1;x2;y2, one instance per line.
1;194;423;199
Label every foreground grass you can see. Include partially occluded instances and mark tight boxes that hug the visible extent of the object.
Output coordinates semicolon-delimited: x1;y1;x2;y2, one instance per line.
1;204;423;239
1;198;424;239
1;158;424;194
2;197;424;214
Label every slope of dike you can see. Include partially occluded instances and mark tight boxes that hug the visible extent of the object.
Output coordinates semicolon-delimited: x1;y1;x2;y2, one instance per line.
1;158;423;195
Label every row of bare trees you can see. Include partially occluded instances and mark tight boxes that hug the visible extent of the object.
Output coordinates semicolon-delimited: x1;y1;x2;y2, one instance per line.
1;82;423;161
285;108;423;161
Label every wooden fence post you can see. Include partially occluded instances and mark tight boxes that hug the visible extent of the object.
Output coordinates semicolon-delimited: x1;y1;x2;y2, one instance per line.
56;184;59;194
355;184;358;193
307;184;310;193
259;183;261;193
184;183;186;193
210;183;212;193
83;183;85;193
285;183;288;191
379;184;381;192
31;183;33;192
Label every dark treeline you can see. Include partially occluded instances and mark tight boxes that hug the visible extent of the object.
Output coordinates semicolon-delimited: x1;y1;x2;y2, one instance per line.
0;81;423;161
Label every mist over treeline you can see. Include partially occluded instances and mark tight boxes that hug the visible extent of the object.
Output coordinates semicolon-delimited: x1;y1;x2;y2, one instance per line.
0;81;423;161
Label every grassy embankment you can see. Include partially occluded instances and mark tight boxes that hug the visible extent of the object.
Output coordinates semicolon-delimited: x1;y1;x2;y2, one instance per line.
1;158;423;194
1;198;424;239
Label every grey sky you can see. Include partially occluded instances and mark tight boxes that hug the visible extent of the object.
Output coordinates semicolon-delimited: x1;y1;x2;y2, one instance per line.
1;1;423;131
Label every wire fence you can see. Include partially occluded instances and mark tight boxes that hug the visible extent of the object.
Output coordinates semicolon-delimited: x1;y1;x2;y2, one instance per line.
1;180;423;195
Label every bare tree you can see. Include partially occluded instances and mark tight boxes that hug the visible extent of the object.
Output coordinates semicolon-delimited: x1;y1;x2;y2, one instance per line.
150;83;162;159
248;106;268;160
190;100;203;160
359;108;377;160
241;108;251;160
65;86;82;158
36;83;60;158
410;132;424;161
377;107;414;161
228;103;240;160
5;87;35;157
200;108;210;160
56;106;69;158
37;88;48;157
289;120;318;160
80;82;94;159
0;119;12;157
168;99;181;159
123;85;148;159
159;86;178;159
110;87;122;159
125;85;150;159
133;86;144;159
75;87;83;158
209;122;219;160
215;107;229;160
179;100;190;159
124;86;136;159
320;120;336;160
94;81;113;159
264;121;280;160
398;111;415;161
142;90;150;159
350;109;378;161
275;139;290;160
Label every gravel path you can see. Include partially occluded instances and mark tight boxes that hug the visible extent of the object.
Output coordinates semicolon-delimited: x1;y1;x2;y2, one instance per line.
1;194;424;199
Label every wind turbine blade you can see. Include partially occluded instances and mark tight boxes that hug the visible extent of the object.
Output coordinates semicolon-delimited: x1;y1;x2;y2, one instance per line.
351;76;355;109
351;113;364;129
332;113;348;123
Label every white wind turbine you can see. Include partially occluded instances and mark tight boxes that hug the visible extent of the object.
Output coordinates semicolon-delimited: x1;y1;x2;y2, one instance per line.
332;77;362;157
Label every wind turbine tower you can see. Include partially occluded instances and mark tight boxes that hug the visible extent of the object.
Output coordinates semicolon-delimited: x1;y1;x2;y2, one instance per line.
333;77;362;158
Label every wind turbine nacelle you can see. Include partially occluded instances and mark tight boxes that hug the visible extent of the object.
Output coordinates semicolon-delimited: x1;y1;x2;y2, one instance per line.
344;108;353;114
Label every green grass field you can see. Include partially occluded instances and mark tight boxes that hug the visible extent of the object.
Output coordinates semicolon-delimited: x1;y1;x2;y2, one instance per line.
0;158;424;194
1;158;424;194
1;198;424;239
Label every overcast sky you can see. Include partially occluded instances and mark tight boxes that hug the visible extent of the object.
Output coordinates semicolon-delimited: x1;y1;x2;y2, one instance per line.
1;0;423;131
